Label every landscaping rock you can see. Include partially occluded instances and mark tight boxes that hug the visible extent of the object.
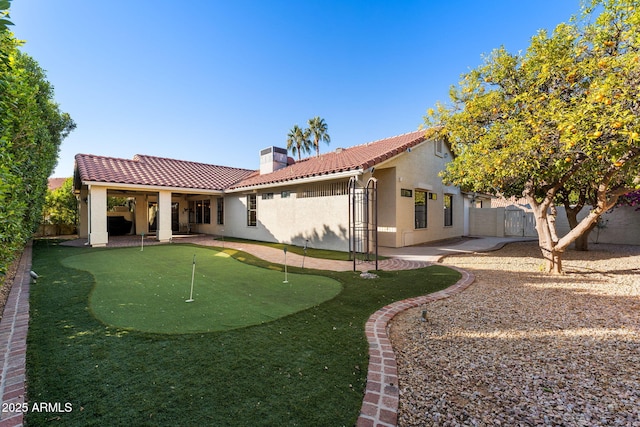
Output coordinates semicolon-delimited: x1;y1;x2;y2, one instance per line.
390;242;640;426
360;271;379;279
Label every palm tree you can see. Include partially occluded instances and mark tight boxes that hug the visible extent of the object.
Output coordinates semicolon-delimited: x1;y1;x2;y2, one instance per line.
308;116;330;157
286;125;311;161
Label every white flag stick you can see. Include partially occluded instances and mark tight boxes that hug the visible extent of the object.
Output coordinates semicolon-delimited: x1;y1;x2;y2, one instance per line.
186;254;196;302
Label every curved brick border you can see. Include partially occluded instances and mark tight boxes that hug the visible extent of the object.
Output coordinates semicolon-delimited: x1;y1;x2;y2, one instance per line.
356;266;475;427
0;241;31;427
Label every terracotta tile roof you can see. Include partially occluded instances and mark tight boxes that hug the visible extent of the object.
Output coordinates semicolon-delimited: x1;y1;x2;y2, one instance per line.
75;153;255;191
74;130;427;192
230;130;427;189
48;177;68;191
491;196;526;207
491;196;532;210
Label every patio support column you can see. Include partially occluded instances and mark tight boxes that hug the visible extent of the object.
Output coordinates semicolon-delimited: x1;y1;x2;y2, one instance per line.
88;185;108;247
78;187;89;238
157;190;172;242
134;195;147;235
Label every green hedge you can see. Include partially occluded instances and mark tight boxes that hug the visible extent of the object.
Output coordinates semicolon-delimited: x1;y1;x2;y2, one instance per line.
0;29;75;275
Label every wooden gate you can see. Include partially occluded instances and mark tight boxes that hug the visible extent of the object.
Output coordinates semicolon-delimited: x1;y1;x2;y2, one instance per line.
505;207;537;237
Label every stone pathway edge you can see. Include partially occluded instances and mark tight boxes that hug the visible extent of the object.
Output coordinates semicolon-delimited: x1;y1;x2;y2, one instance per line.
355;266;475;427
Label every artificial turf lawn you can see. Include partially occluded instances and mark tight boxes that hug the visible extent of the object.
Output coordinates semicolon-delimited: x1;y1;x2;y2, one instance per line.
62;245;341;333
27;240;461;426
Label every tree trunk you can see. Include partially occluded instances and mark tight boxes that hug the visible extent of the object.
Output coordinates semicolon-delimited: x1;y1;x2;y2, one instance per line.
537;236;564;274
524;176;627;275
574;223;596;251
574;232;589;251
565;206;594;251
532;206;565;274
547;204;559;243
546;248;563;274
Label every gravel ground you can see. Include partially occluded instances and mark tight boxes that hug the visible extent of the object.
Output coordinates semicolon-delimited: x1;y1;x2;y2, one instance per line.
389;242;640;427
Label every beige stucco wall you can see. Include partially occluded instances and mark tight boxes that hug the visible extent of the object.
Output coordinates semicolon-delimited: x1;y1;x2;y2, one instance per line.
78;187;89;238
133;195;148;235
219;139;467;250
88;185;108;246
468;207;506;237
375;139;464;247
555;205;639;245
223;182;351;252
469;205;639;246
376;167;397;247
190;196;227;236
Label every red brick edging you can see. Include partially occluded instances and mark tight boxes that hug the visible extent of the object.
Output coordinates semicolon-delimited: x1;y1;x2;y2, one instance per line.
0;241;32;427
356;266;474;427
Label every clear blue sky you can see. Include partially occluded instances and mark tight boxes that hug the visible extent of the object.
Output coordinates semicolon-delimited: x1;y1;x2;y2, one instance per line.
11;0;581;178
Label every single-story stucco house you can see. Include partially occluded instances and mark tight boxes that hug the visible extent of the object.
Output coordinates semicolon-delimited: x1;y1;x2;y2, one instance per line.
73;130;489;252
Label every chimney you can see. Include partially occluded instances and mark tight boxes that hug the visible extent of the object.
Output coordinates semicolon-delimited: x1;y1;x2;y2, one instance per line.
260;146;288;174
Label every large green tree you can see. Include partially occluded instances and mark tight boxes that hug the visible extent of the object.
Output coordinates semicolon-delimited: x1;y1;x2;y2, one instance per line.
0;0;11;35
425;0;639;274
0;27;75;274
42;178;77;234
308;116;331;157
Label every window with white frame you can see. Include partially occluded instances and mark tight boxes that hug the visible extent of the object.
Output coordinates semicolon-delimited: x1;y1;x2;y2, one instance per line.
247;194;257;226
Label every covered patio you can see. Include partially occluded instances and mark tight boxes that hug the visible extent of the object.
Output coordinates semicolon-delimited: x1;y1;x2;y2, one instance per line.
73;153;254;247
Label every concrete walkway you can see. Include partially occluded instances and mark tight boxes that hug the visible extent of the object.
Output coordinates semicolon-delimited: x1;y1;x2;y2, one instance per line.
182;235;534;271
0;235;532;427
379;236;536;262
186;236;436;271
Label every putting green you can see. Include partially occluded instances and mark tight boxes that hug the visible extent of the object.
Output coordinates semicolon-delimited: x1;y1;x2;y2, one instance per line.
62;245;342;334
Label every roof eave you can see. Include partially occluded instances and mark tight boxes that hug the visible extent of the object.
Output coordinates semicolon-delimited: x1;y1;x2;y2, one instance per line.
82;180;225;195
364;138;430;170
